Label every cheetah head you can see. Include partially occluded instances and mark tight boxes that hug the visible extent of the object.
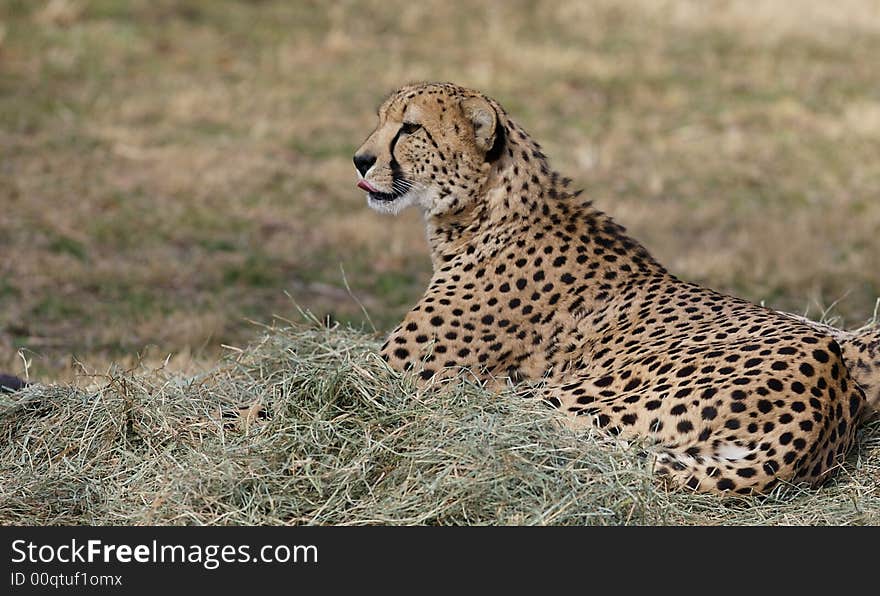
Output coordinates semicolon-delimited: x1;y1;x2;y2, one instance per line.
353;82;504;216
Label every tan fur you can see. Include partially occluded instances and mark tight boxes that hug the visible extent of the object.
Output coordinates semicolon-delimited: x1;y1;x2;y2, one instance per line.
354;82;874;495
780;313;880;417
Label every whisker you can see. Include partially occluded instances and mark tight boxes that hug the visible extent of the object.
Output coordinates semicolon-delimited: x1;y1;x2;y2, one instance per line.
392;178;416;196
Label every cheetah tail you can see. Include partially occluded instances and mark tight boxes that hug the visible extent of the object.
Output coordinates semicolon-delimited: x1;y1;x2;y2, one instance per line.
652;446;781;495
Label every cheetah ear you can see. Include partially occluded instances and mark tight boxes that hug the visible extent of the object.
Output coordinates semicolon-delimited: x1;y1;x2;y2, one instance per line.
461;96;497;153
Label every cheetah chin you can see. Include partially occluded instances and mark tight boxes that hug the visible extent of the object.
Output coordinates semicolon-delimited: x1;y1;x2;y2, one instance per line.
363;183;434;216
353;81;880;496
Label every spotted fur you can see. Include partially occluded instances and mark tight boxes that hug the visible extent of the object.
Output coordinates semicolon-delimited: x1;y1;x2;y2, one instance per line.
353;82;878;495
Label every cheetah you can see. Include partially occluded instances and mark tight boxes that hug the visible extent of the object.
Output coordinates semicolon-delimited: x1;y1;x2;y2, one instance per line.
353;82;880;495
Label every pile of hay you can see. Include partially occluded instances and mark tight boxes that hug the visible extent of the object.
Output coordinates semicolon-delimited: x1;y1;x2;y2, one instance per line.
1;322;878;525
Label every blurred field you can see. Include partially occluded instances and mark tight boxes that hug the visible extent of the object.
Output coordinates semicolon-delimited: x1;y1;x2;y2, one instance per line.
2;0;880;381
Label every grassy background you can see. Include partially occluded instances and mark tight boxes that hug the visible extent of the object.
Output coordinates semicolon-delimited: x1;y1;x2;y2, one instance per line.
2;0;880;382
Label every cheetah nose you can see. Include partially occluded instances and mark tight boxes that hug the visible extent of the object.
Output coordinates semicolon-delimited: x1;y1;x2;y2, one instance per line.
353;153;376;177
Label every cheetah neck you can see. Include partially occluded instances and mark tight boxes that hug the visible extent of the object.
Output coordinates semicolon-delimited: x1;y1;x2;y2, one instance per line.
424;114;572;264
424;114;665;289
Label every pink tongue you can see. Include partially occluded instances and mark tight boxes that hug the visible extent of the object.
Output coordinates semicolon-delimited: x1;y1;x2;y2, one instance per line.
357;180;378;192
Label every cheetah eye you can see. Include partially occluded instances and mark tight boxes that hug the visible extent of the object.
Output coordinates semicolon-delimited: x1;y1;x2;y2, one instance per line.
401;122;421;135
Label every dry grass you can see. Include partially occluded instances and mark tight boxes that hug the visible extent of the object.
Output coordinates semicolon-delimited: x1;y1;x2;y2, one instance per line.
2;320;878;526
